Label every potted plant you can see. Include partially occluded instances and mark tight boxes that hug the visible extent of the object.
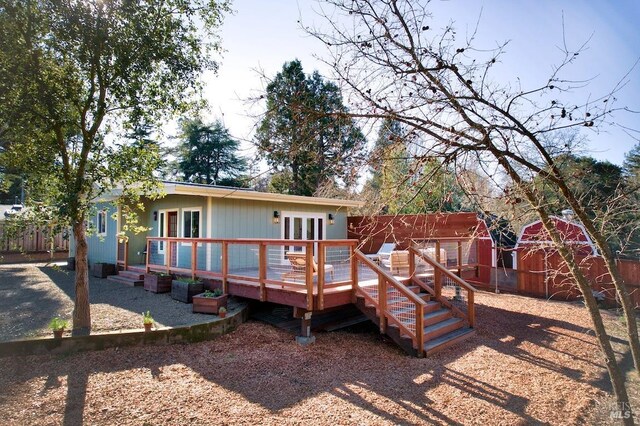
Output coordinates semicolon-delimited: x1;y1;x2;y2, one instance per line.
218;306;227;319
91;262;116;278
192;288;228;314
171;277;204;303
142;311;154;332
49;317;69;339
144;271;172;293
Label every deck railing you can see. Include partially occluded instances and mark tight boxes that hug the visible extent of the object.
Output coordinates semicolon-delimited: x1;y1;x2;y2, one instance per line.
408;242;476;328
145;237;358;311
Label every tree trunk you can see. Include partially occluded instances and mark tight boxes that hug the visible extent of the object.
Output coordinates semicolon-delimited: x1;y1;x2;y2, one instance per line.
72;221;91;335
499;160;634;424
557;186;640;373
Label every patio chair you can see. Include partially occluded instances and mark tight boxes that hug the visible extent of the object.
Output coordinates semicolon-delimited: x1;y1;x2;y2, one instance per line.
365;242;395;266
388;250;410;274
282;251;335;281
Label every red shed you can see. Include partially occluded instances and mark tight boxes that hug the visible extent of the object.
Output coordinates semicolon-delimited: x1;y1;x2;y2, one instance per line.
515;216;598;262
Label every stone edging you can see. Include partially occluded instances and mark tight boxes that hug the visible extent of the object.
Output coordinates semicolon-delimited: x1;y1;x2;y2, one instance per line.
0;304;249;358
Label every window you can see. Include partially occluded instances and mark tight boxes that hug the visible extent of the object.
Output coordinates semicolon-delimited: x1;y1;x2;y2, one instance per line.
97;210;107;236
183;209;201;238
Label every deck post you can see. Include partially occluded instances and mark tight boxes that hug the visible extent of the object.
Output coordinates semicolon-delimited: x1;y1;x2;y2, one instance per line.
222;241;229;294
191;241;197;280
317;241;325;311
457;240;462;277
145;239;150;273
468;290;475;328
166;238;171;274
378;272;387;333
305;241;314;311
295;311;316;346
435;241;442;298
416;301;425;356
123;239;129;270
408;243;416;278
259;242;267;302
351;242;358;303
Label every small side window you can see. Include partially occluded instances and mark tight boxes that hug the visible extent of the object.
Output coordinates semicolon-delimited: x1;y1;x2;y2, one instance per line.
97;210;107;236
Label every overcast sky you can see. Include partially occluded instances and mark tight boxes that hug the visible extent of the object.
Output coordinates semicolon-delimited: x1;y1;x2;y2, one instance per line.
201;0;640;166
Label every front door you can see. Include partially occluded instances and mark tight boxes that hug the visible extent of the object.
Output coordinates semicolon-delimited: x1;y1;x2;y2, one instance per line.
168;211;178;267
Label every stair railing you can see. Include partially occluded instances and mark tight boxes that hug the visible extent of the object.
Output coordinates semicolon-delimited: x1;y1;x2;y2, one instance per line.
354;250;427;351
408;242;476;328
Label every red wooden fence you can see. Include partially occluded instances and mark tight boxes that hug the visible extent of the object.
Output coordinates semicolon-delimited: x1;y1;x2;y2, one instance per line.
517;249;640;308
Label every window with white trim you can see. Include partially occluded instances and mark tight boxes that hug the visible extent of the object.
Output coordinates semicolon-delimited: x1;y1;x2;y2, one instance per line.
97;210;107;236
183;209;201;238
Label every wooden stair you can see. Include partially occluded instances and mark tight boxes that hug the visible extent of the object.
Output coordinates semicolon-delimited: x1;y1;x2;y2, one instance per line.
355;290;475;357
107;270;144;287
353;249;476;357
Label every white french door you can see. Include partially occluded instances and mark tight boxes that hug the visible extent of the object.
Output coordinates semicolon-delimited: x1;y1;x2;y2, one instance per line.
281;212;326;258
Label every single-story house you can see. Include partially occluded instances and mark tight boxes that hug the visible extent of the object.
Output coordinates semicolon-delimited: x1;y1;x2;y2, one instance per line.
74;181;363;269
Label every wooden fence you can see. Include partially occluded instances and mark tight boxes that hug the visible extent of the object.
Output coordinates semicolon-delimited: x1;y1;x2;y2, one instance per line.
0;223;69;253
517;249;640;308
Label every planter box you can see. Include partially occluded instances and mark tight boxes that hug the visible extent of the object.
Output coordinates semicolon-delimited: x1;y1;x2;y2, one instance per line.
192;293;228;314
92;262;116;278
144;274;172;293
171;280;204;303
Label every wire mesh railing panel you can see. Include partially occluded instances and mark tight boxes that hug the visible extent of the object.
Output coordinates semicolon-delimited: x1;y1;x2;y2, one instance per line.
386;285;417;334
356;258;379;301
324;245;352;284
441;274;469;315
227;243;260;277
148;240;166;268
270;243;307;284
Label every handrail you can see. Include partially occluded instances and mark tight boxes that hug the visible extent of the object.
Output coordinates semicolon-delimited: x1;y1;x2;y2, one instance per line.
146;236;358;245
355;250;426;351
409;242;476;328
409;244;477;293
355;251;428;307
145;237;358;312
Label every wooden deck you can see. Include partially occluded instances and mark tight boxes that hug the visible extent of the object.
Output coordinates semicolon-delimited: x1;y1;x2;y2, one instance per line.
122;238;478;356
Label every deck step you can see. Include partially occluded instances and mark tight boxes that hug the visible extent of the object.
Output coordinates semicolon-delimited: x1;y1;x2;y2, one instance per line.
424;327;476;356
423;309;452;326
107;274;143;287
423;317;464;341
118;270;145;280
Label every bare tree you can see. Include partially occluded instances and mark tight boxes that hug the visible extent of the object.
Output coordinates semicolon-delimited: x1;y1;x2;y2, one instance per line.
305;0;639;420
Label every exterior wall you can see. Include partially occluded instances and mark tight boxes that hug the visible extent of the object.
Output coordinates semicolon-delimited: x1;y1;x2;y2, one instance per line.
85;202;118;265
211;198;346;239
144;195;209;269
140;193;347;272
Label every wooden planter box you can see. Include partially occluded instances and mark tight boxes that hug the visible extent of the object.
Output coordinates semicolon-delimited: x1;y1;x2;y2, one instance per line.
144;274;172;293
171;280;204;303
92;262;116;278
192;293;228;314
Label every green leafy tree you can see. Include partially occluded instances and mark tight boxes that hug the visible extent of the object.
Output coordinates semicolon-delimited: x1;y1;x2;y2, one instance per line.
177;118;248;187
0;0;229;333
365;118;467;214
256;60;366;196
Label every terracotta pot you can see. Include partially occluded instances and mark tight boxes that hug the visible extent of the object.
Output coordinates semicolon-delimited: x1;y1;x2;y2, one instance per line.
53;329;64;339
144;323;153;332
219;311;227;319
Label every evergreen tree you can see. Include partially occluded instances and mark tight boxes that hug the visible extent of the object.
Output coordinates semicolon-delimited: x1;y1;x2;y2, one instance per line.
177;119;247;187
256;60;366;196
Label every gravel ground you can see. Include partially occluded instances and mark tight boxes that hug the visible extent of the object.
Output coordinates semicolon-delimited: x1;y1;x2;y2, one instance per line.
0;263;243;341
1;283;637;425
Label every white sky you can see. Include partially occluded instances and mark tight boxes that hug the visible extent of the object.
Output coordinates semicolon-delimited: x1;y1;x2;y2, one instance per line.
200;0;640;166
